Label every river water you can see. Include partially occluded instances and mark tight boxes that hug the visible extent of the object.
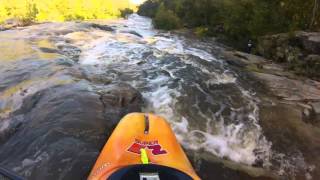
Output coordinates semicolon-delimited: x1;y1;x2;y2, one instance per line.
0;15;313;179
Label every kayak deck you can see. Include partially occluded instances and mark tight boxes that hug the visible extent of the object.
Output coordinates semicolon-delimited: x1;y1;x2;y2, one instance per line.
88;113;200;180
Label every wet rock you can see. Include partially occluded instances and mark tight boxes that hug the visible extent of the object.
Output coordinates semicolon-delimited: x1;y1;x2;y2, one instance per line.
82;71;113;85
39;47;60;54
137;61;147;65
223;51;266;67
56;44;81;62
222;51;296;78
303;108;312;122
0;25;10;31
260;103;320;179
0;82;143;180
89;23;114;32
121;30;143;37
298;103;313;122
305;54;320;62
253;73;320;101
311;102;320;115
141;51;154;59
1;18;34;29
55;59;75;67
298;32;320;55
99;83;143;126
195;157;274;180
87;75;112;85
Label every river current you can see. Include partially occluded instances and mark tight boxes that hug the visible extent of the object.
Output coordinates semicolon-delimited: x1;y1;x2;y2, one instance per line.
0;15;311;179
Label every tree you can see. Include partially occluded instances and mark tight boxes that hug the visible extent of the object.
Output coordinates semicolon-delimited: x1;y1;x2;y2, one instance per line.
310;0;319;29
153;4;181;30
137;0;160;18
120;8;134;19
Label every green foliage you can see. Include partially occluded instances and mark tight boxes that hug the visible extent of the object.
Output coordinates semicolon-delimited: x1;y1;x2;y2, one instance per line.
153;4;181;30
289;55;320;79
194;27;209;37
137;0;160;18
120;8;134;19
0;0;137;23
23;2;38;24
139;0;320;48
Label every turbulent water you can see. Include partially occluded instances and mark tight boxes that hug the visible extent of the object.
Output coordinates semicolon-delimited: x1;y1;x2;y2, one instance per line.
77;14;271;166
0;15;313;179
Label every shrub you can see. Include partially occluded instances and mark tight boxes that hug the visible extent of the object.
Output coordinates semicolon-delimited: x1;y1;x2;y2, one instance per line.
137;0;160;18
120;8;134;19
153;5;181;30
194;27;209;37
64;14;85;21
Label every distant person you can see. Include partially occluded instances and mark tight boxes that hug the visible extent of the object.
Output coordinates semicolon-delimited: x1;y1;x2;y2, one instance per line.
247;39;253;54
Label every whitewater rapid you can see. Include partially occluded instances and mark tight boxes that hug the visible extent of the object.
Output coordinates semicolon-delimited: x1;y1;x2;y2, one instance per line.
0;14;314;179
75;14;272;166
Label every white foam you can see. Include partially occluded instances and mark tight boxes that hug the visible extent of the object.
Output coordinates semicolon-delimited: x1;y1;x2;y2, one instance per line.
0;119;10;133
13;151;50;176
74;14;272;167
151;36;219;63
139;69;270;166
182;57;237;84
185;47;217;62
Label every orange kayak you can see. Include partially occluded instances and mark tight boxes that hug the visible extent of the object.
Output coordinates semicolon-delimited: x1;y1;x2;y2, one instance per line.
88;113;201;180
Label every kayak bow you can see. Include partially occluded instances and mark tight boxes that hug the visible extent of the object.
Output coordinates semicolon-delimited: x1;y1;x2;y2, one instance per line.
88;113;200;180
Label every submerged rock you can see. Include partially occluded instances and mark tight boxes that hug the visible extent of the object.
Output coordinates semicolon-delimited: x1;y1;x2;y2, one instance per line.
88;23;114;32
56;44;82;62
0;82;143;180
120;30;143;37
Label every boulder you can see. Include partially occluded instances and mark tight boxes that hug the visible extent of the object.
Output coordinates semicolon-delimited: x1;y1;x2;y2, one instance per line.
296;32;320;55
257;31;320;60
257;32;320;79
257;33;303;63
99;83;144;126
0;82;143;180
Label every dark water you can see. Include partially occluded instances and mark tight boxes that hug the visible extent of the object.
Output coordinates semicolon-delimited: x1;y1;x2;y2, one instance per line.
0;15;314;179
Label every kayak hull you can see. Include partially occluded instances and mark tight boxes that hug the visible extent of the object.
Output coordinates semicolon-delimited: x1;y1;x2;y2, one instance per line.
88;113;200;180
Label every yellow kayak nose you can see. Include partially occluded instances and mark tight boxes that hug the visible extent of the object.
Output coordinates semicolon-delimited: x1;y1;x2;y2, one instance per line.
88;113;201;180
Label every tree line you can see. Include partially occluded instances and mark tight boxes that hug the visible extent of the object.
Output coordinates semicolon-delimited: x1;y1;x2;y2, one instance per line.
0;0;136;24
138;0;320;48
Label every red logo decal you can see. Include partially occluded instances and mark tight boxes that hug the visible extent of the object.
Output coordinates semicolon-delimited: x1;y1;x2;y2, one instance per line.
127;139;167;155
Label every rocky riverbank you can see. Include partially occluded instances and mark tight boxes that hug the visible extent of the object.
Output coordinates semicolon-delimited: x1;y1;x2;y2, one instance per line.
223;50;320;179
0;18;35;31
1;14;320;180
256;31;320;80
